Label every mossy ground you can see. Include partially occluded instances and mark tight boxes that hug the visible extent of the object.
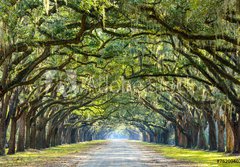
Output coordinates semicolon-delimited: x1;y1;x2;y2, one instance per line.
0;140;106;167
136;142;240;167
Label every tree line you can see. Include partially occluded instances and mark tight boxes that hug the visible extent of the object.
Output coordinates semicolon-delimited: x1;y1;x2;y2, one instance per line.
0;0;240;156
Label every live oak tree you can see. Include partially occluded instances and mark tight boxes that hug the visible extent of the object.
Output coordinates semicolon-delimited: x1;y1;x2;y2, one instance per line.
1;0;240;156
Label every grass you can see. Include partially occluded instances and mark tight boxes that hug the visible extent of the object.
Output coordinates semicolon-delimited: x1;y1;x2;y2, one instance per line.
2;140;239;166
136;142;240;167
0;140;106;167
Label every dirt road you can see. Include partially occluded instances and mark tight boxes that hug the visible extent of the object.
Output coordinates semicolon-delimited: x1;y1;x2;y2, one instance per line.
74;140;194;167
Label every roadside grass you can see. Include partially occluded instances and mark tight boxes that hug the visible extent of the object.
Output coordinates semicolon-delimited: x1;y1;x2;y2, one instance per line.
136;142;240;167
0;140;106;167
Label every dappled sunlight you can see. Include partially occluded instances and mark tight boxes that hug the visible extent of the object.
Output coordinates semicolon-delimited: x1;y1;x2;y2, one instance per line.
0;141;106;166
138;142;240;166
0;0;240;166
78;140;195;167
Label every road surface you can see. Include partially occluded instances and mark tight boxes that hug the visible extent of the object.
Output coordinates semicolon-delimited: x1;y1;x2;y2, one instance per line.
75;140;194;167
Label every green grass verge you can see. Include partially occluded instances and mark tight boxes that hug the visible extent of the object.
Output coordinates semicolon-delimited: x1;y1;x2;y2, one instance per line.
137;142;240;167
0;140;106;167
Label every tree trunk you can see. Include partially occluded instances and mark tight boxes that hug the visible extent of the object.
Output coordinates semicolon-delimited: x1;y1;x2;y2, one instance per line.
217;118;225;152
174;126;179;146
149;131;154;142
186;135;192;148
225;110;240;154
205;110;217;150
25;118;31;149
46;127;53;148
71;128;77;143
0;94;10;156
30;122;36;149
197;126;207;149
142;132;147;142
0;117;6;156
35;118;47;150
161;130;169;144
36;126;46;149
17;111;26;152
191;125;199;148
51;128;58;147
7;118;17;154
177;127;188;148
177;127;183;147
153;131;157;143
231;112;240;154
226;113;234;153
56;126;63;145
77;129;82;142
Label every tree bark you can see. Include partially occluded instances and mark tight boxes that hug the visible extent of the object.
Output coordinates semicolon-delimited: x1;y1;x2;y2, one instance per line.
174;126;179;146
46;127;53;148
56;126;63;145
226;113;234;153
197;126;207;149
35;117;47;149
25;118;31;149
224;108;240;154
191;125;199;148
161;130;169;144
205;110;217;150
142;132;147;142
0;117;6;156
149;131;154;142
51;128;58;146
177;125;191;148
217;118;225;152
30;121;36;149
70;128;77;143
17;111;26;152
36;126;46;149
231;112;240;153
0;94;11;156
7;118;17;154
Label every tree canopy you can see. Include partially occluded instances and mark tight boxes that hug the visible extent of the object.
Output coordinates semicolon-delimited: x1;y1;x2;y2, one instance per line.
0;0;240;156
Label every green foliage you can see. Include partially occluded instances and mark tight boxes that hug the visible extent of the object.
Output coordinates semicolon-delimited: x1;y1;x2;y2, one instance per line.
1;0;240;156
